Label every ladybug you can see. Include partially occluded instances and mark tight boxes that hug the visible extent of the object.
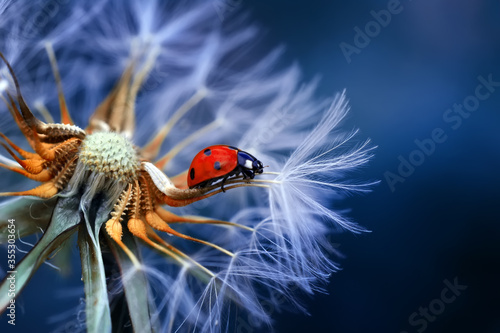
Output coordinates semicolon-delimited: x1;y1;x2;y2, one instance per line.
187;145;264;190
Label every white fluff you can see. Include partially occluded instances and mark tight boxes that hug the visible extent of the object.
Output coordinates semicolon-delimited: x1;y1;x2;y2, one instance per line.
0;1;376;332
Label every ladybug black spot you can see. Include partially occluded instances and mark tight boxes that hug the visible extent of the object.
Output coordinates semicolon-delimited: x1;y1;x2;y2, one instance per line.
190;167;195;180
214;161;221;170
204;148;211;156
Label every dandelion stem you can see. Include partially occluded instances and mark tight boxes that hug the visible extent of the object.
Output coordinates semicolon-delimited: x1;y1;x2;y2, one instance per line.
0;131;40;159
87;58;135;135
219;174;281;185
129;219;216;278
262;171;281;175
141;88;207;160
114;238;141;268
168;216;255;232
155;206;254;231
45;42;73;125
141;232;188;267
202;183;271;196
155;119;220;170
147;229;216;278
34;102;55;123
0;156;17;168
206;178;277;189
245;179;281;185
130;47;159;99
145;211;235;257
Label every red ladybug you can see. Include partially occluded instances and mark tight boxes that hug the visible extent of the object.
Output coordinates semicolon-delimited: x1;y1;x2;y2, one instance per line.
187;145;264;190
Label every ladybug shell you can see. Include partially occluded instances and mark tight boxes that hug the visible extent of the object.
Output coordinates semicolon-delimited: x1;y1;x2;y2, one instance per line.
188;145;239;188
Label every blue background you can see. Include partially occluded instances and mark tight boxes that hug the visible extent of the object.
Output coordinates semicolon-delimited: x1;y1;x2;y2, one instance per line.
1;1;499;332
247;1;500;332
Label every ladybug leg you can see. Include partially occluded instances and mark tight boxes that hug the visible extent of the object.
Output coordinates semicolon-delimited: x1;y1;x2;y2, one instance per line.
241;169;254;182
220;174;230;193
221;168;243;192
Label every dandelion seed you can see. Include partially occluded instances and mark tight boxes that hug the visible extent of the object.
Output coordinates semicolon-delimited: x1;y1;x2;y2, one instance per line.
0;1;376;332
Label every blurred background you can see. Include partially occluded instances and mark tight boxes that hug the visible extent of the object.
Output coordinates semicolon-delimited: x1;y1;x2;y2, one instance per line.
246;1;500;332
1;1;499;332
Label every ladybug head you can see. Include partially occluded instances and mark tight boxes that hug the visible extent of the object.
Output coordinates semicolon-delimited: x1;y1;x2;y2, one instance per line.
252;159;264;174
237;150;264;175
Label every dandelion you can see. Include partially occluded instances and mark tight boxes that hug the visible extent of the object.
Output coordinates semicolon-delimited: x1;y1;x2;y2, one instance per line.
0;1;376;332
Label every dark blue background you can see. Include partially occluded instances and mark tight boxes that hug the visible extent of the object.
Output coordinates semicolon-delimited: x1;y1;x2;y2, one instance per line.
247;1;500;333
1;1;499;332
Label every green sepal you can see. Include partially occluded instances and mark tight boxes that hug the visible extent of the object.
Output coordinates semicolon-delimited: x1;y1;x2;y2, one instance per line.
0;197;58;244
0;195;79;312
108;228;158;333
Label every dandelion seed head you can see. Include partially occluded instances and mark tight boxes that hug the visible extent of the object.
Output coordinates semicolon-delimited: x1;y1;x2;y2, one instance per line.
78;132;139;181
